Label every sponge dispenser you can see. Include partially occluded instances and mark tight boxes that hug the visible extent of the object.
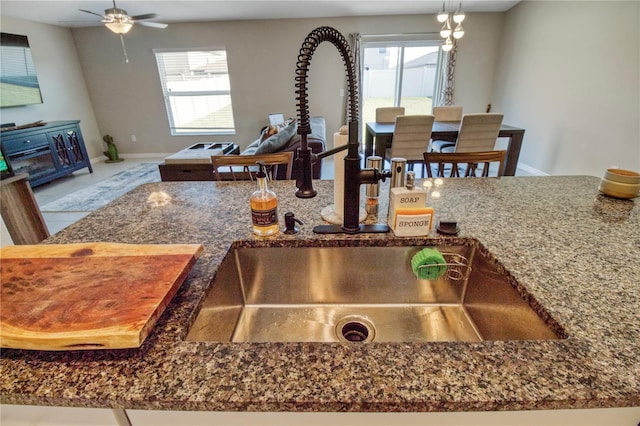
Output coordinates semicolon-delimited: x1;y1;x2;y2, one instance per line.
388;172;433;236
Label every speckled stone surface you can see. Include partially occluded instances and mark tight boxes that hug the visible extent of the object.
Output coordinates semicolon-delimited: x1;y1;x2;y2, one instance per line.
1;176;639;412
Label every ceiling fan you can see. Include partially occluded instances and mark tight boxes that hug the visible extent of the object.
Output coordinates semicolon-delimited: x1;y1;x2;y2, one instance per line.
78;1;168;63
79;0;168;35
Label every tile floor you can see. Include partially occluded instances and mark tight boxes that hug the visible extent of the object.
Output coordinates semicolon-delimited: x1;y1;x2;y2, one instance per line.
33;157;165;235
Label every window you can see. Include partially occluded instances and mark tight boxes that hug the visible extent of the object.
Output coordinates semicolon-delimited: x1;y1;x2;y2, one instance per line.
360;35;445;127
154;49;235;136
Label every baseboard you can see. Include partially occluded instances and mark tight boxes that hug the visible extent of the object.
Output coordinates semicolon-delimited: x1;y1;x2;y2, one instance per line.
89;153;171;164
517;163;549;176
89;156;105;165
119;153;173;159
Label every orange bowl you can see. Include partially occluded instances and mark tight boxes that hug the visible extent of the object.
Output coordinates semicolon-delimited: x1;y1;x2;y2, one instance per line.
605;168;640;185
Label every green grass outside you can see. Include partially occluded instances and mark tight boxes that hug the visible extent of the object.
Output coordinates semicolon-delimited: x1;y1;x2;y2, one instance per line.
179;96;432;134
180;104;235;133
361;97;433;134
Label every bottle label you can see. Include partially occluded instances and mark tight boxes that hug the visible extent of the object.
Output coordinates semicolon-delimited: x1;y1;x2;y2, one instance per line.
393;213;433;237
252;208;278;227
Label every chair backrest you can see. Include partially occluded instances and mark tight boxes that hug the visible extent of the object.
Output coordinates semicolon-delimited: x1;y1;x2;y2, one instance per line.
376;107;405;123
433;105;463;122
211;152;293;181
390;115;435;161
454;113;504;153
423;150;506;178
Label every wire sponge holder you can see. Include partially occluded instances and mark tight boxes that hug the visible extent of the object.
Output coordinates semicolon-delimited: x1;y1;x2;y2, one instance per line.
414;252;472;281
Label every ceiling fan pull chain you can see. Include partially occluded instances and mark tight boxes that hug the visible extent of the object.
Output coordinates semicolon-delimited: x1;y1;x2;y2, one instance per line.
119;34;129;63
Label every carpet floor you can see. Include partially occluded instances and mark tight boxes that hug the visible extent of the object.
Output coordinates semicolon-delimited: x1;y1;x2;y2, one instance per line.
41;163;161;212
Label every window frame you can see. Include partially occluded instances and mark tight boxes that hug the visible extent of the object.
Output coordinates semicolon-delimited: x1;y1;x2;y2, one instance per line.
359;33;446;118
153;47;236;136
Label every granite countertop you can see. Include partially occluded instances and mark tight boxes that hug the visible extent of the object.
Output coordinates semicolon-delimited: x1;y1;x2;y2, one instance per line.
1;176;639;412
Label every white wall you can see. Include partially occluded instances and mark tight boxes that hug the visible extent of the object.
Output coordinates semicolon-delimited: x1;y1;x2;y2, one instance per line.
492;1;640;176
0;16;103;160
70;13;505;153
454;12;505;114
5;4;634;177
0;12;505;156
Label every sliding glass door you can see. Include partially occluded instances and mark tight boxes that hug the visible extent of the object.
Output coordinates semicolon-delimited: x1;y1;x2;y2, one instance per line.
360;36;444;128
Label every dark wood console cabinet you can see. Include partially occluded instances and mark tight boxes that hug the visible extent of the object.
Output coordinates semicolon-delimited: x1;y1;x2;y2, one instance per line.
0;121;93;187
158;163;217;181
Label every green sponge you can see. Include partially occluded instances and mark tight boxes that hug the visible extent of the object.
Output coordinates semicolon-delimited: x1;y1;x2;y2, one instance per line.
411;248;448;280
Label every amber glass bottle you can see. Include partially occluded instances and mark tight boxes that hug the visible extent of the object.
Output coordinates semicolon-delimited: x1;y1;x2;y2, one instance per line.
250;165;279;236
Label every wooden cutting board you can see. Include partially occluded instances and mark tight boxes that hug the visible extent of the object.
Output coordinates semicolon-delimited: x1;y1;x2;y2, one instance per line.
0;242;203;351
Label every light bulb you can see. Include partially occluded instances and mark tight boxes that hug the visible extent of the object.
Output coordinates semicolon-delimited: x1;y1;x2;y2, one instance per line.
442;36;453;52
440;19;452;38
453;3;465;23
453;22;464;39
436;2;449;23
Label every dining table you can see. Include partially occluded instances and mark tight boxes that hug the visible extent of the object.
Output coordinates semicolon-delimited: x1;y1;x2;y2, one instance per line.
364;121;526;176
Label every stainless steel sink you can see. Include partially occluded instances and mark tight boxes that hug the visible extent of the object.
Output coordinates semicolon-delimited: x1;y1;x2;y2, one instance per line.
187;238;565;343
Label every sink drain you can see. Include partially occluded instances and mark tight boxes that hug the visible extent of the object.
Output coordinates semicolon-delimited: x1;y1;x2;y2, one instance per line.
335;316;376;343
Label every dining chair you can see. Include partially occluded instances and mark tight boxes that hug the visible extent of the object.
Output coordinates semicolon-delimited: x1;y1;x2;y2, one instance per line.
388;115;435;172
423;150;507;178
433;105;463;122
374;107;406;157
433;113;504;153
430;105;463;152
375;107;405;123
211;152;293;181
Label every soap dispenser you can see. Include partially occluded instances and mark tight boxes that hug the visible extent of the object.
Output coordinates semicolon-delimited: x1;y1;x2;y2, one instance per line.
388;171;433;236
250;161;279;236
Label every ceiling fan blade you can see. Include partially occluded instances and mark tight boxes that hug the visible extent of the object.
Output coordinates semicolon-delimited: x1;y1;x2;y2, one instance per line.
79;9;105;18
60;20;102;24
138;21;168;29
130;13;158;21
78;9;105;19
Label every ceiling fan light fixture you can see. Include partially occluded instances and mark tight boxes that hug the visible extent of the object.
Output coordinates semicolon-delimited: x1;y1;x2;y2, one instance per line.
105;21;133;34
79;1;168;35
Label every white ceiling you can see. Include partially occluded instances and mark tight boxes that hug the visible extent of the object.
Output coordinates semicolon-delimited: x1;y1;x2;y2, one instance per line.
1;1;520;28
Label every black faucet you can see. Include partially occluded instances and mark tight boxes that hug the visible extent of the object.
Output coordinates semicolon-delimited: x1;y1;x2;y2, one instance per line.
293;26;390;234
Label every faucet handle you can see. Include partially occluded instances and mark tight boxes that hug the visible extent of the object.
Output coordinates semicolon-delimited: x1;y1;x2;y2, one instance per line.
378;169;393;182
284;212;304;234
